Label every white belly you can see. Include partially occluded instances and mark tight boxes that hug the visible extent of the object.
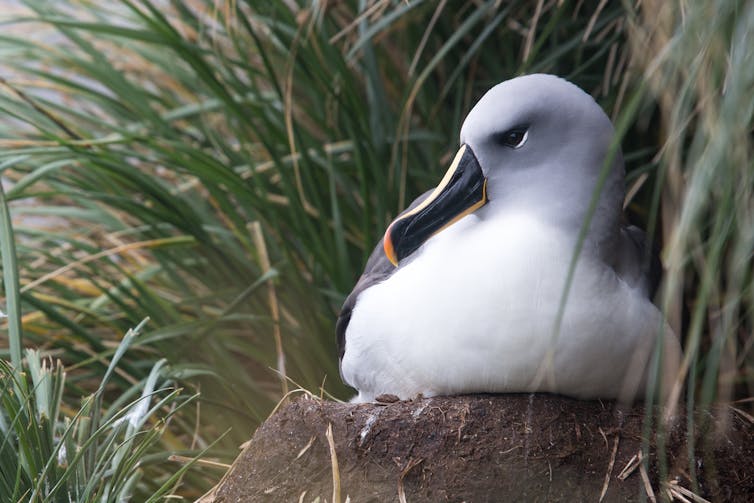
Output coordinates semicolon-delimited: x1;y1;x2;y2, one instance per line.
340;214;678;402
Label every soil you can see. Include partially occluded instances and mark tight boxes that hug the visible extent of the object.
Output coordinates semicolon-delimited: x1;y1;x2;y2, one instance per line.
199;394;753;502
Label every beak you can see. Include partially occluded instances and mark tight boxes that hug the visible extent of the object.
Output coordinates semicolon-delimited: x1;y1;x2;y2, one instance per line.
384;144;488;266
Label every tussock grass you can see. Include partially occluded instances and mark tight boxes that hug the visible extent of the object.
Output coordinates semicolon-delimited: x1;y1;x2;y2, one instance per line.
632;0;754;409
0;321;209;501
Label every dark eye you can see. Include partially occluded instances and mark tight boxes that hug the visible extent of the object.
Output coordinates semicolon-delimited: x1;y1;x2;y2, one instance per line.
495;127;529;149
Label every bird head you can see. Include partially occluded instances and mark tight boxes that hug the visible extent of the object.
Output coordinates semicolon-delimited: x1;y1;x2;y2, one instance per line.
384;74;626;266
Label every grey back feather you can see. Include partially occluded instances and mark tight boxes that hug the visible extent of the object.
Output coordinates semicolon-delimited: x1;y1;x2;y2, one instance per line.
614;224;662;299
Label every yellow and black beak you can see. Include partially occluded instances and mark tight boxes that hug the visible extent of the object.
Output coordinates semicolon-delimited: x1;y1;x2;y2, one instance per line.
383;144;488;266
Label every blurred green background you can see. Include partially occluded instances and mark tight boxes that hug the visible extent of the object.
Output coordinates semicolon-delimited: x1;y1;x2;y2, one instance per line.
0;0;751;500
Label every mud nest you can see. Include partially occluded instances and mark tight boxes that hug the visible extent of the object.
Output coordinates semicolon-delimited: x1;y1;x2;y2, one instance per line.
200;394;753;502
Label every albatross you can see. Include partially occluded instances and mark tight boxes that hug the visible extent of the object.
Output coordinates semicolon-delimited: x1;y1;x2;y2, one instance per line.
337;74;681;403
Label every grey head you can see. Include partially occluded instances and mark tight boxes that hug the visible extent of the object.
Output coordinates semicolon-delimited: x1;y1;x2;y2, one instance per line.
460;74;626;257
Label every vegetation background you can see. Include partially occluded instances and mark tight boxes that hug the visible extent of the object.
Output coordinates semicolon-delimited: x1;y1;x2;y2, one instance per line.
0;0;751;500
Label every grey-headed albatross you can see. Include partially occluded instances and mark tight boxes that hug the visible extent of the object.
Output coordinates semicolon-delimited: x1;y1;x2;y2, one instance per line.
337;74;681;403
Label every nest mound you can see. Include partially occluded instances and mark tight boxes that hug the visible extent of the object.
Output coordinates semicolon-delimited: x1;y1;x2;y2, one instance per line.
200;394;752;502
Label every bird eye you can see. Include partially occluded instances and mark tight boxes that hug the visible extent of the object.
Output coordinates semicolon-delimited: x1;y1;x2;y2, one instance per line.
495;127;528;149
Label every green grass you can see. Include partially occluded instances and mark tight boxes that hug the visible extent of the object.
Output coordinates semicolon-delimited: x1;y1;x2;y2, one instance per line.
0;321;211;502
0;0;751;499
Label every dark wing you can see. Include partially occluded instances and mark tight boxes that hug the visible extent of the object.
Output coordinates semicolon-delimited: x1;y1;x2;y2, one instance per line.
614;224;662;300
335;236;395;360
336;189;435;361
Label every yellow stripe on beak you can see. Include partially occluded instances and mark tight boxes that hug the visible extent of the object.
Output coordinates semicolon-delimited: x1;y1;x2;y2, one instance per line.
383;144;487;266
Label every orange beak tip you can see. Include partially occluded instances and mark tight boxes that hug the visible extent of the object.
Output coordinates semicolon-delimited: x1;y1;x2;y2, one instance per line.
383;231;398;267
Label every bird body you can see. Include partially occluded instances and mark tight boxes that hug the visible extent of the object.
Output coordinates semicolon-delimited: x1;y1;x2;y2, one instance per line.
338;74;681;403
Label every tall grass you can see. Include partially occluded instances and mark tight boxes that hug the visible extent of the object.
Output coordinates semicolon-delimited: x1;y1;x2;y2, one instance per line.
631;0;754;410
628;0;754;488
0;0;751;498
0;322;213;501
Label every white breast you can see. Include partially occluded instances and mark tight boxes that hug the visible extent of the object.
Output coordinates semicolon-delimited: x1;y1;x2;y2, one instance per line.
340;213;677;402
